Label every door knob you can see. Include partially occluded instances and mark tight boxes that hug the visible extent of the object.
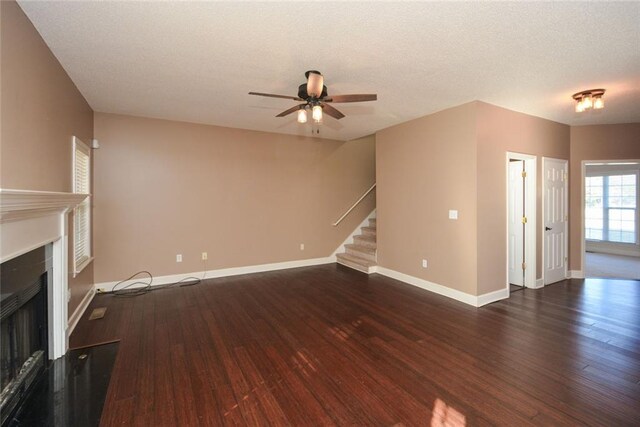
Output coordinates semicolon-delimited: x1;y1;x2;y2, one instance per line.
545;226;552;231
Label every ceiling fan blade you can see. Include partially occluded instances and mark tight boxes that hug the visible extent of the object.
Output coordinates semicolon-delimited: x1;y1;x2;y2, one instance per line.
249;92;302;101
276;104;306;117
321;103;345;120
323;94;377;103
306;71;324;98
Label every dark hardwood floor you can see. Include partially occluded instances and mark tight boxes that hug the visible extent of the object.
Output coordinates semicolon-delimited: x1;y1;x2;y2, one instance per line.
70;265;640;426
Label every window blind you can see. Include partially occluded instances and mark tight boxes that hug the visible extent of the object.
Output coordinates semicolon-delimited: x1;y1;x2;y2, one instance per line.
73;137;91;273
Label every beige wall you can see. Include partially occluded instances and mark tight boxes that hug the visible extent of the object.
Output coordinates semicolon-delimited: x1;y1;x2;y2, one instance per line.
569;123;640;271
476;102;569;294
376;103;479;295
93;113;375;283
0;1;94;316
375;101;570;297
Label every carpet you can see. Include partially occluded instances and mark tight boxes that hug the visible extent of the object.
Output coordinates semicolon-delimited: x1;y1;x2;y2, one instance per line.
585;252;640;280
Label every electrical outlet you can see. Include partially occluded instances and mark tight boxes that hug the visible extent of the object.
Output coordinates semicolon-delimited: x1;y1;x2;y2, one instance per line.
448;210;458;220
300;243;305;251
176;254;182;263
422;259;428;268
202;252;208;261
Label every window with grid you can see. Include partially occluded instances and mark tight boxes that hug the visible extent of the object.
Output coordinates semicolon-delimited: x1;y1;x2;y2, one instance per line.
585;173;637;244
73;137;92;274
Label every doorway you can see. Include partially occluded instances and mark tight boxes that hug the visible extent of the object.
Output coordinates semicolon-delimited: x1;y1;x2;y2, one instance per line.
542;158;568;285
506;152;536;293
581;160;640;280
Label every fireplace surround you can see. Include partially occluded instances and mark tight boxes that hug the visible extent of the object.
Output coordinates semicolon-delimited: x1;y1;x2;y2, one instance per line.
0;189;88;423
0;189;88;360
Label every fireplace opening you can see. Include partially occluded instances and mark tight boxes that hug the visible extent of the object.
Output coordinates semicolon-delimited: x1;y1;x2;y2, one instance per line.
0;246;50;425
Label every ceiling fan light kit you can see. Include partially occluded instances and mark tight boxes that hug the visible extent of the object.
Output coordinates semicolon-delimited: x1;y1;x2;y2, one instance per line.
297;107;307;123
573;89;605;113
312;105;323;123
249;70;377;128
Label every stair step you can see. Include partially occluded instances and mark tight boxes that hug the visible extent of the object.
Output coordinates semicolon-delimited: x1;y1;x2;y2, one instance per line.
336;252;376;274
353;234;376;249
345;243;376;262
368;218;377;227
361;226;376;237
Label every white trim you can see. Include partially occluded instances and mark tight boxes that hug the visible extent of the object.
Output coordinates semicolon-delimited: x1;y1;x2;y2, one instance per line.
476;288;510;307
533;278;545;289
0;188;87;360
505;152;537;293
569;270;585;279
95;256;336;292
67;287;96;336
74;256;94;278
585;244;640;258
330;209;376;258
0;189;87;223
375;267;508;307
72;136;92;278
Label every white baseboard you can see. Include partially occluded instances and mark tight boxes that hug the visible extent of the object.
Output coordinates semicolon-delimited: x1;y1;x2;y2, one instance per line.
531;278;545;289
585;245;640;258
330;209;376;258
375;267;508;307
476;287;510;307
569;270;584;279
95;256;336;293
67;287;96;336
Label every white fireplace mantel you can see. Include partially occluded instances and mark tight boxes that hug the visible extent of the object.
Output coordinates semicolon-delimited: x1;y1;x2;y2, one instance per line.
0;188;88;359
1;188;87;222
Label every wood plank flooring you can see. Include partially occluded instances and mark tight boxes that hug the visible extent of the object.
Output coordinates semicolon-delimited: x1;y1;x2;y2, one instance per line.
70;265;640;426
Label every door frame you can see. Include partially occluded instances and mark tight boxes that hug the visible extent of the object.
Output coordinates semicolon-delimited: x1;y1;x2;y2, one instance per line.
542;157;569;285
508;160;525;287
505;152;537;292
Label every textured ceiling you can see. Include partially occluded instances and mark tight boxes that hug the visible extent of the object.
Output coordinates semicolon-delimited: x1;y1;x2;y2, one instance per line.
18;1;640;141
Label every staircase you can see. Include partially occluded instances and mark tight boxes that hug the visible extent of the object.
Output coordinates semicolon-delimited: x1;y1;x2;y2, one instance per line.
336;218;377;273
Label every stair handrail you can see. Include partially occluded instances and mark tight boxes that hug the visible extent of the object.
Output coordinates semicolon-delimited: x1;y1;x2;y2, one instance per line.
332;183;376;226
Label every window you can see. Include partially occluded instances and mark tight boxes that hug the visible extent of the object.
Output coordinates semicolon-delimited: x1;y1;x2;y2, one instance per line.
73;137;92;275
585;173;637;244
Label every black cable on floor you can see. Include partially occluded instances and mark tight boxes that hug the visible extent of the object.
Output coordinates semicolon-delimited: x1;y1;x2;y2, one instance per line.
110;267;205;297
111;271;153;297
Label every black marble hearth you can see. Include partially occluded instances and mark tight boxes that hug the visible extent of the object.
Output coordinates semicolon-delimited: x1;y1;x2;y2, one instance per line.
6;342;118;427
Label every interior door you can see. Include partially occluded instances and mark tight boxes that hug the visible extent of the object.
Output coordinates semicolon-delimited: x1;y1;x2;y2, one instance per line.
544;158;568;284
508;161;524;286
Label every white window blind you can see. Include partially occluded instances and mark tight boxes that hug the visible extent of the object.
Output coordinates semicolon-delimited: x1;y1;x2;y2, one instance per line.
585;173;638;244
73;137;92;275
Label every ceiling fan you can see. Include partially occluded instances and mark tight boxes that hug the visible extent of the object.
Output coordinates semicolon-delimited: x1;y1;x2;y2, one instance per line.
249;70;377;124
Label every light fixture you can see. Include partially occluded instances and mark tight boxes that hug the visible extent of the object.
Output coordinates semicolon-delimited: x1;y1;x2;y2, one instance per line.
306;71;324;98
297;107;307;123
312;104;323;123
573;89;605;113
593;95;604;110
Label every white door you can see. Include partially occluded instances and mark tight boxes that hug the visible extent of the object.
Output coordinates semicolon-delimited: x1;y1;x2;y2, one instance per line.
544;158;568;284
508;161;524;286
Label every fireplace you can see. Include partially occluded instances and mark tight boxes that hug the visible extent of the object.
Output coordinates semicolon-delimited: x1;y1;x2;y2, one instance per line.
0;189;87;426
0;245;52;424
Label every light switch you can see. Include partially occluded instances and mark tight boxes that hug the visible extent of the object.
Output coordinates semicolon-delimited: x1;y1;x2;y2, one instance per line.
448;210;458;220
